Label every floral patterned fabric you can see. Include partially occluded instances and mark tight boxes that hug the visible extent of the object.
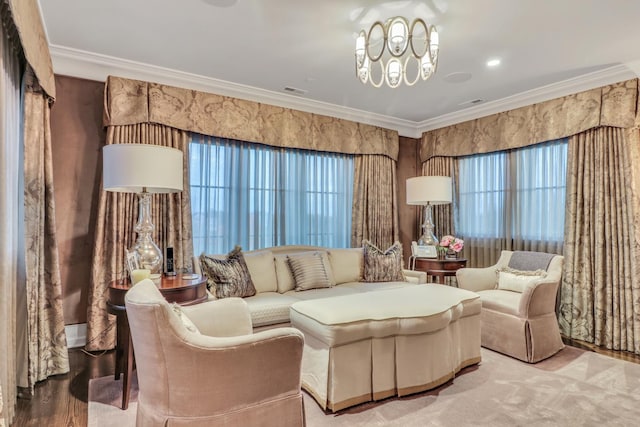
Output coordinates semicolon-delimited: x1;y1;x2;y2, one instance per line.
22;84;69;389
7;0;55;98
104;76;399;160
559;127;640;353
351;155;399;249
420;79;639;162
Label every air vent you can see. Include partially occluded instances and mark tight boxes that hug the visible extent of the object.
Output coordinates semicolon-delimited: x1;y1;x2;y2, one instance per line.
283;86;308;95
458;98;484;106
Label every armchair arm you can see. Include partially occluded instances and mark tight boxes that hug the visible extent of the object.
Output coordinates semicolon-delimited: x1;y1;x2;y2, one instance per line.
403;269;427;284
159;327;304;417
181;297;252;337
518;279;560;318
456;266;498;292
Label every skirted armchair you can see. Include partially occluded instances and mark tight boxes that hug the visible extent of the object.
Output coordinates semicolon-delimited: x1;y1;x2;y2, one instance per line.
125;279;306;427
456;250;564;363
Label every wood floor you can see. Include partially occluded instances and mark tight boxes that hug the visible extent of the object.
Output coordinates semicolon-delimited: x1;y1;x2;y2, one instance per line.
10;340;640;427
13;349;115;427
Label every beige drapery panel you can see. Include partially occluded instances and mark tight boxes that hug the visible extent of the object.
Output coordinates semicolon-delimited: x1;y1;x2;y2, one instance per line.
104;76;399;160
420;79;639;162
2;1;63;420
351;155;399;250
559;127;640;353
87;124;193;351
5;0;55;99
21;80;70;390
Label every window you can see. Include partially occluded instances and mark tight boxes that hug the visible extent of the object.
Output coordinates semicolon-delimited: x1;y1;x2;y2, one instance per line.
189;135;354;254
458;139;568;247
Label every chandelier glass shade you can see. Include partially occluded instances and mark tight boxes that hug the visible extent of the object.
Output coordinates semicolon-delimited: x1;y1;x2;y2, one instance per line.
355;16;439;88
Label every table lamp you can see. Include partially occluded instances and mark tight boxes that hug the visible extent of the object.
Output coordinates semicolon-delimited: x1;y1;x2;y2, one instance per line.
103;144;183;274
406;176;452;246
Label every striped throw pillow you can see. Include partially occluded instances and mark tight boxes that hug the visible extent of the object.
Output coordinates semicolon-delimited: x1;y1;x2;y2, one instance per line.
287;252;332;291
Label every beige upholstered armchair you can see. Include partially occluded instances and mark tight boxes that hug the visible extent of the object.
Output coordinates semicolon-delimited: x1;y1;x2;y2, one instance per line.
125;279;306;427
456;250;564;363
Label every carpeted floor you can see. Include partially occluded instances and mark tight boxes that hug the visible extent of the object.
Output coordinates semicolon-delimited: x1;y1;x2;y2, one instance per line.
88;347;640;426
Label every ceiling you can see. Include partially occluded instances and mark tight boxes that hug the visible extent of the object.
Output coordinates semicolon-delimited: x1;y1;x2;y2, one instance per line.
39;0;640;137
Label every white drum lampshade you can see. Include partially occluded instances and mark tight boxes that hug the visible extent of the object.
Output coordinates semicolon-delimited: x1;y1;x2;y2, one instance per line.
406;176;452;246
103;144;183;274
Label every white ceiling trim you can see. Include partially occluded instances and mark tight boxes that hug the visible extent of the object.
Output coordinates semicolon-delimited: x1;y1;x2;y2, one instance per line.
50;44;638;139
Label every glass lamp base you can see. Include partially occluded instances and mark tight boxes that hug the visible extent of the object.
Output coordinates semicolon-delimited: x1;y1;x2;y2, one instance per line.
133;239;163;274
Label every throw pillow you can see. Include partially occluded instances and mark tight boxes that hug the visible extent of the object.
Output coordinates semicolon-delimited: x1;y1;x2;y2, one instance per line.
199;246;257;299
171;303;200;334
287;252;333;291
496;267;547;293
362;240;405;282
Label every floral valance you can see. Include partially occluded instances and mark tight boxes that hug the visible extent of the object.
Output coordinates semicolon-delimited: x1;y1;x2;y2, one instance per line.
420;78;640;162
5;0;56;99
104;76;399;160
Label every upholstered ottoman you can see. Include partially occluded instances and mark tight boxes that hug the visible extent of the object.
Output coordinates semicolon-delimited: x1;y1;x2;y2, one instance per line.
289;285;481;411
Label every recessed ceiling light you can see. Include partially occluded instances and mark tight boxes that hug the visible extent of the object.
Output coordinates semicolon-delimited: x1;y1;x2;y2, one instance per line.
487;59;501;67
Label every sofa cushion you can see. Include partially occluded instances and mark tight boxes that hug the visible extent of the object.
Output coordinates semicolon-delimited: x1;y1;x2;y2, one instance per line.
244;250;278;293
477;289;521;316
496;267;547;293
508;251;555;271
199;247;257;299
362;240;405;282
171;303;200;334
288;252;333;291
275;254;296;293
338;281;412;293
328;248;363;284
284;286;360;301
243;292;300;327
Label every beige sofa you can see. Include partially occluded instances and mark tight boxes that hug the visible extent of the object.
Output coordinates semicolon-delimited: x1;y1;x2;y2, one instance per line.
457;250;564;363
193;245;427;329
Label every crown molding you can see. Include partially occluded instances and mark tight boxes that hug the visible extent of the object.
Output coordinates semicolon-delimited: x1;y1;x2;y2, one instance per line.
49;45;419;137
417;64;638;133
50;45;639;139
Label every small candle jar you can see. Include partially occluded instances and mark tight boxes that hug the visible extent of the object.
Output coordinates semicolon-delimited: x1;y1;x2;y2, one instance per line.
131;269;151;285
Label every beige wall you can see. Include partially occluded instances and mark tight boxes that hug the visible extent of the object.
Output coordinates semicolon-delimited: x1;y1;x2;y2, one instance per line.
50;75;420;325
51;75;105;325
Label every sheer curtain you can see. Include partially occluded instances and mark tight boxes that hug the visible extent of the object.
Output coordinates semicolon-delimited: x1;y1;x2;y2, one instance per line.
0;21;23;426
190;135;354;254
458;139;567;267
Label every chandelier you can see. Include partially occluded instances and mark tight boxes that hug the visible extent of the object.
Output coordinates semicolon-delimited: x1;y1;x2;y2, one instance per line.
355;17;439;88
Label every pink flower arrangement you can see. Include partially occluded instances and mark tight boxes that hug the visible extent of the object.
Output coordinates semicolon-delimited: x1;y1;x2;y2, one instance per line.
439;235;464;253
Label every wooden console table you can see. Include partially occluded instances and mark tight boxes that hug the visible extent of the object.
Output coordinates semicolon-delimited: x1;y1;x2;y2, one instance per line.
107;274;207;410
412;258;467;285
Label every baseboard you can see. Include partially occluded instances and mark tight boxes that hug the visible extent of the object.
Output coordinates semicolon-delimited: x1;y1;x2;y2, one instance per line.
65;323;87;348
